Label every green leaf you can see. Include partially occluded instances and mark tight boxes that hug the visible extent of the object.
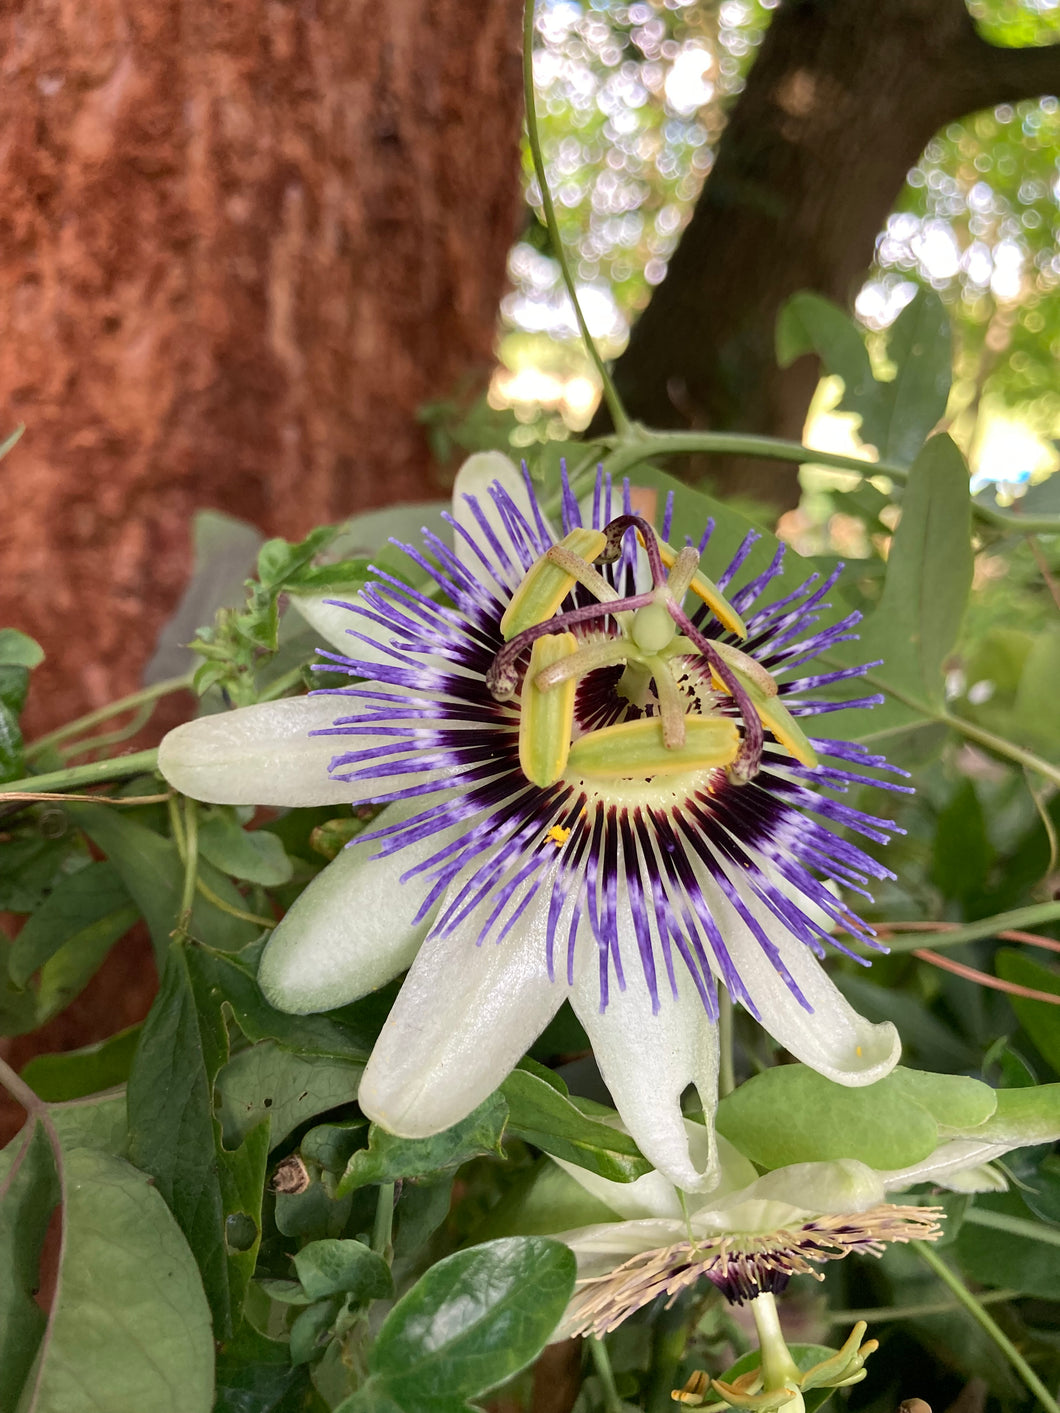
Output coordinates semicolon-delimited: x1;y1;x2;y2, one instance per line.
884;1067;996;1130
289;1296;342;1366
286;557;374;595
1012;626;1060;762
825;434;972;740
214;1319;313;1413
956;1187;1060;1297
198;810;295;886
776;292;877;412
931;780;992;901
876;288;952;466
775;289;951;468
366;1237;576;1407
472;1158;621;1243
216;1039;363;1149
66;804;260;957
0;628;43;670
19;1145;214;1413
292;1238;394;1302
46;1091;129;1155
9;860;135;986
0;1123;59;1409
869;434;971;706
185;943;375;1062
0;830;86;914
336;1093;508;1196
274;1177;353;1240
0;695;26;782
501;1067;652;1182
995;948;1060;1073
127;943;268;1337
715;1065;995;1171
21;1025;142;1101
301;1119;369;1174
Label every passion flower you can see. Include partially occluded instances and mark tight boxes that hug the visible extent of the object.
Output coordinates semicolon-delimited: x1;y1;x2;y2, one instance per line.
159;453;903;1190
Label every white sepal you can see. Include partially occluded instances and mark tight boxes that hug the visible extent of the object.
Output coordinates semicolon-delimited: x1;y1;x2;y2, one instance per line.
257;800;451;1013
158;696;358;806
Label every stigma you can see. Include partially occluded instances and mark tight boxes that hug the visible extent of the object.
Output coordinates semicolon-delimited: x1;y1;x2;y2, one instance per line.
487;515;818;791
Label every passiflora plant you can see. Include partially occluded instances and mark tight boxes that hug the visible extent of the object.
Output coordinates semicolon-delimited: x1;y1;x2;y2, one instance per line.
3;9;1060;1413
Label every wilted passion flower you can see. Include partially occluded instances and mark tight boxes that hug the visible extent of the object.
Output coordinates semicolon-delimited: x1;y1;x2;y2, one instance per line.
159;453;904;1191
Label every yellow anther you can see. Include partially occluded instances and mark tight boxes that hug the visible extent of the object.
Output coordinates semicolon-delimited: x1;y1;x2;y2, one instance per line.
518;632;579;788
672;1370;710;1405
500;528;608;641
710;641;778;697
545;824;571;847
657;539;748;639
709;653;819;770
568;714;739;780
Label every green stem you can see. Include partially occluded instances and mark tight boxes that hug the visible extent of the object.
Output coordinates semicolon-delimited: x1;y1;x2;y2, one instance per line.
645;1293;694;1413
963;1208;1060;1249
522;0;631;438
913;1241;1060;1413
826;1290;1019;1325
845;902;1060;957
596;430;1060;536
372;1182;396;1262
179;797;199;920
844;662;1060;789
588;1335;624;1413
0;748;160;797
57;702;156;761
940;708;1060;788
750;1293;802;1392
600;429;909;486
718;986;735;1099
196;875;275;929
26;673;193;757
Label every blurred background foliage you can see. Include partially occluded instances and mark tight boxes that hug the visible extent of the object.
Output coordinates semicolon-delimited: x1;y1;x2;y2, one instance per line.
490;0;1060;474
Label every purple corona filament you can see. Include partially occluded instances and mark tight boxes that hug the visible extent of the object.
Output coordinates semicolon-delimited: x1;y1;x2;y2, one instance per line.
313;465;909;1019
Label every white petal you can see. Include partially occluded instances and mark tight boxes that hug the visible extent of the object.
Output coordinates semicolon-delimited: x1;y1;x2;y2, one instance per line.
358;879;567;1138
451;451;552;585
881;1138;1014;1194
736;1158;885;1215
555;1131;756;1222
572;950;721;1194
158;694;443;807
692;865;900;1086
745;930;900;1085
289;591;393;662
557;1215;690;1274
257;800;451;1013
159;697;356;806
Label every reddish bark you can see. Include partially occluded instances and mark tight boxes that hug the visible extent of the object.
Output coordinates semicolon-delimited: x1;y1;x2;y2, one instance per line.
0;0;525;734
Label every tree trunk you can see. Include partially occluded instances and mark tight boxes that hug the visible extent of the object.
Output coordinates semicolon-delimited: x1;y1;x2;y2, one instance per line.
0;0;524;734
597;0;1060;510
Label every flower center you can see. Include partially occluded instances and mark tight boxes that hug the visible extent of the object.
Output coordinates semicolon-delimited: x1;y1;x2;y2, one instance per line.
486;515;817;791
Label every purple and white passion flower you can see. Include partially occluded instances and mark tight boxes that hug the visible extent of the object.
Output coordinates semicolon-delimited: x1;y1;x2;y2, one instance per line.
159;452;904;1191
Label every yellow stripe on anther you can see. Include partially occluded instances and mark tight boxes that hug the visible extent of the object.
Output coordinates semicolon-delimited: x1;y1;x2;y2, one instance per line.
567;714;739;780
500;528;608;641
657;540;748;639
518;632;579;787
710;662;819;770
